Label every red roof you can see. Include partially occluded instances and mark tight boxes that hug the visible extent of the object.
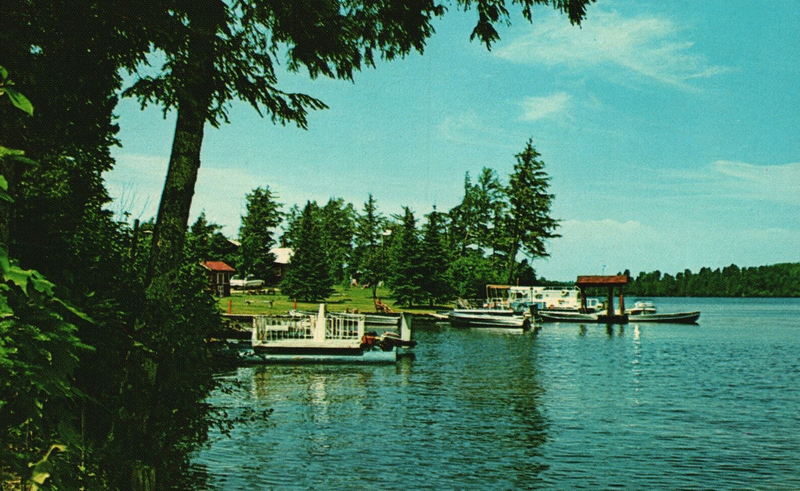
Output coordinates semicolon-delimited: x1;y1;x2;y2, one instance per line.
201;261;236;272
576;275;629;286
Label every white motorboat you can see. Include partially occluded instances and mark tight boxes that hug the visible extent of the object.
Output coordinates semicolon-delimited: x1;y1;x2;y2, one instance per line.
447;309;532;329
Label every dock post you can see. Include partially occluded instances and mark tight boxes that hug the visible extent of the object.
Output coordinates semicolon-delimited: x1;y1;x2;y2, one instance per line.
315;304;326;342
400;313;413;342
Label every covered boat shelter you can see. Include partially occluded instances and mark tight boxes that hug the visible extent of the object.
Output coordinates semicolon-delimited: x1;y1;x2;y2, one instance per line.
577;275;629;324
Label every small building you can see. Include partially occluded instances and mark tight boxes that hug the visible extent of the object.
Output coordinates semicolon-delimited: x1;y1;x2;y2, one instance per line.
270;247;293;284
201;260;236;297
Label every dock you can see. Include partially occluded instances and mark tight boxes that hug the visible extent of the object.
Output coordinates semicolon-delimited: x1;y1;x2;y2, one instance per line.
222;305;414;364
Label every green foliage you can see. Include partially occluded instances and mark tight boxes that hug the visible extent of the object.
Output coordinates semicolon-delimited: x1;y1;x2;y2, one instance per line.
388;208;425;306
0;65;33;116
352;194;388;298
627;263;800;297
447;249;508;299
0;245;92;487
418;209;454;305
503;139;560;282
445;139;560;287
281;202;334;301
186;212;239;265
1;2;594;486
239;187;283;282
318;198;356;284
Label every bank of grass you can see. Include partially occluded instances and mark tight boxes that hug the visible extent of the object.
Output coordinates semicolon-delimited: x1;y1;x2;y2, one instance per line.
218;285;450;315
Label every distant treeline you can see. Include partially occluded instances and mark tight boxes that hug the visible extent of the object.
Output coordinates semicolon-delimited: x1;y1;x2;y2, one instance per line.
623;263;800;297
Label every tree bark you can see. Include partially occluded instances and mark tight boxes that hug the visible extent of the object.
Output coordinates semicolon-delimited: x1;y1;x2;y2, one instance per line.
146;100;208;281
146;3;219;284
129;4;219;488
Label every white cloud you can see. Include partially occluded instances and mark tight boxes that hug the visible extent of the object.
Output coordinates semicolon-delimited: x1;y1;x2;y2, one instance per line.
520;92;571;121
495;10;729;88
435;111;515;150
712;160;800;205
104;153;267;235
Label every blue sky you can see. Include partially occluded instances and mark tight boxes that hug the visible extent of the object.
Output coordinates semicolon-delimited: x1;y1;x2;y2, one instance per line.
105;1;800;281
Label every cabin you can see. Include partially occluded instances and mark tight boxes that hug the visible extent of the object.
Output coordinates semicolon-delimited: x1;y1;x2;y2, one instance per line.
201;261;236;297
270;247;293;284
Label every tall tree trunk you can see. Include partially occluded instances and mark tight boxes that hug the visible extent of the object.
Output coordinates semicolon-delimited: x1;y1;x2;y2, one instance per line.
146;3;219;284
506;238;520;285
128;5;219;489
146;99;208;281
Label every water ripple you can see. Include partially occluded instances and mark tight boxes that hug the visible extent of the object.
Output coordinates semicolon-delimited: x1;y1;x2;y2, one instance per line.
190;299;800;489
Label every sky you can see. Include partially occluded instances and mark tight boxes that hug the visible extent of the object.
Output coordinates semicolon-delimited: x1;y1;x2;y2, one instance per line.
105;0;800;281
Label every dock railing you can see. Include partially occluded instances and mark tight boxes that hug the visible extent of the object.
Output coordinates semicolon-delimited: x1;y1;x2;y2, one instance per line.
325;312;365;340
253;314;315;344
252;305;365;346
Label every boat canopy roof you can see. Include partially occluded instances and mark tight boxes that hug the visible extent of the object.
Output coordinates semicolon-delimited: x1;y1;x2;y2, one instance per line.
576;275;629;287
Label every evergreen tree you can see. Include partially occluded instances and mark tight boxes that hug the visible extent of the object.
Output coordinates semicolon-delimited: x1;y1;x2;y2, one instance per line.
186;212;236;264
352;194;388;298
318;197;355;284
239;186;282;282
502;139;560;284
281;202;333;301
388;207;424;307
446;249;507;299
419;208;453;305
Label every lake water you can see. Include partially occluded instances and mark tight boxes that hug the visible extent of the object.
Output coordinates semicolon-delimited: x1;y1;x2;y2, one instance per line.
188;298;800;489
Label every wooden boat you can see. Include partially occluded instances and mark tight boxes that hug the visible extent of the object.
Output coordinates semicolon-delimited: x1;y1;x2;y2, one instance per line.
447;309;532;329
628;311;700;324
538;311;603;323
244;305;414;363
626;301;700;324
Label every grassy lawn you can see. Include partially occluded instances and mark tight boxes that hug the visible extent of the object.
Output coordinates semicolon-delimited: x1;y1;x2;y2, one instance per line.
218;285;451;315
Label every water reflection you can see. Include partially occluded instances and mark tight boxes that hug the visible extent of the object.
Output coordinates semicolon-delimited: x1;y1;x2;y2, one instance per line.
190;299;800;489
191;327;551;488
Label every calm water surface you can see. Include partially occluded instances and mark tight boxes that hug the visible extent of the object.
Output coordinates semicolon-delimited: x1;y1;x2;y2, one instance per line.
189;298;800;489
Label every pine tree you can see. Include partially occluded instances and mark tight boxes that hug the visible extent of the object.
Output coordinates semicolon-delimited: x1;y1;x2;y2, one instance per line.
185;212;237;264
352;194;388;298
503;139;560;284
388;207;424;307
318;198;355;284
281;202;333;301
239;186;282;282
419;208;453;305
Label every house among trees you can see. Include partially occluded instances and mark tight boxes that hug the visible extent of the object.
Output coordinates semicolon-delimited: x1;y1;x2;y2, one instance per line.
270;247;293;284
200;260;236;296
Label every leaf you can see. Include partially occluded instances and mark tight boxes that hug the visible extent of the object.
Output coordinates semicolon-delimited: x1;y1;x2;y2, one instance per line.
0;176;11;204
54;298;94;324
28;272;55;296
0;246;9;275
5;266;32;294
4;88;34;116
0;145;25;159
27;444;67;490
0;295;12;318
0;65;8;79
